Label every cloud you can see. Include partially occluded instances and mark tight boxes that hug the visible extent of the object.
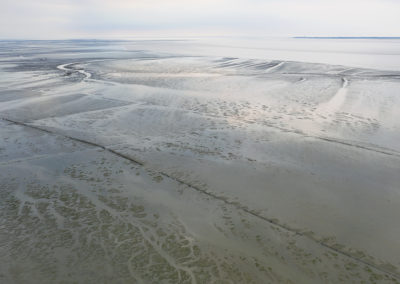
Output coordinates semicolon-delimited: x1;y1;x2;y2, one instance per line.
0;0;399;39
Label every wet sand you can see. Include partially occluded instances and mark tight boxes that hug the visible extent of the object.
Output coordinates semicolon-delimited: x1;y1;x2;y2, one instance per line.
1;39;400;283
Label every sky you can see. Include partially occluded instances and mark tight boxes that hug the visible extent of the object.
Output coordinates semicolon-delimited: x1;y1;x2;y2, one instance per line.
1;0;399;39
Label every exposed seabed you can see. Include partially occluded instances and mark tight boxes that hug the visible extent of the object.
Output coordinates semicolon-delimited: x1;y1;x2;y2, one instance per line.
1;39;400;283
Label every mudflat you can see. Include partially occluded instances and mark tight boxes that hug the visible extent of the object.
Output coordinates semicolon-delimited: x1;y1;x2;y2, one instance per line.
1;39;400;283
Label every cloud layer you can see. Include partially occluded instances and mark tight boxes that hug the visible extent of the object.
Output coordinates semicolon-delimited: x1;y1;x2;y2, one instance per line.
1;0;399;39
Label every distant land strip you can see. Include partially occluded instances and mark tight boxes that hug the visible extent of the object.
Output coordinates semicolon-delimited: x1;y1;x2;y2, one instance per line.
294;36;400;39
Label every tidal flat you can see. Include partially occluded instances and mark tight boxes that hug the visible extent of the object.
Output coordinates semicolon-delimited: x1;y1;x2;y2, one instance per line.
1;38;400;283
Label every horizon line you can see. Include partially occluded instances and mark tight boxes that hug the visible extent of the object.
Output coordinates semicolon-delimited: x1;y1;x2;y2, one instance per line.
294;36;400;39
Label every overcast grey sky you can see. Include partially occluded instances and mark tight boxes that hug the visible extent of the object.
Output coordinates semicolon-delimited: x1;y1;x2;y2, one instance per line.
1;0;399;39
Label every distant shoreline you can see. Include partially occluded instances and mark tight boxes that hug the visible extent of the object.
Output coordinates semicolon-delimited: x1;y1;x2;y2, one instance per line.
294;36;400;39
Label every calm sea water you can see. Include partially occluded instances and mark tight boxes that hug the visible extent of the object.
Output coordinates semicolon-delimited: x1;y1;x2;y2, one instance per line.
127;37;400;71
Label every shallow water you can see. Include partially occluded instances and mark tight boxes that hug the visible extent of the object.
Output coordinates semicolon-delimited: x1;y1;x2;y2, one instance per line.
1;39;400;283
